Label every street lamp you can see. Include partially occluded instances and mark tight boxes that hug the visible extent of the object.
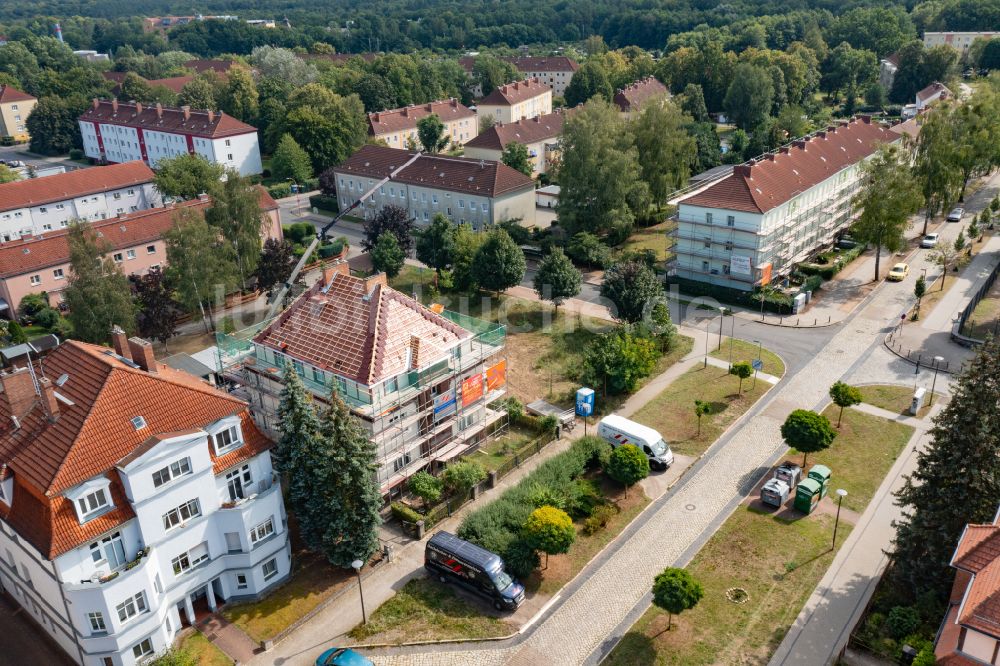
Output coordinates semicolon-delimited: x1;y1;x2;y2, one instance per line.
351;559;367;624
930;355;944;406
832;488;848;549
717;307;726;352
728;311;736;369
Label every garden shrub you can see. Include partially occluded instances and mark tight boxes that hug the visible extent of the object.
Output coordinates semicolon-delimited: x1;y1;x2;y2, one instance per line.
69;148;84;160
564;478;604;519
309;194;339;212
390;501;423;524
283;222;316;246
33;307;60;330
267;182;292;199
526;483;567;511
803;275;823;294
886;606;920;639
582;504;618;535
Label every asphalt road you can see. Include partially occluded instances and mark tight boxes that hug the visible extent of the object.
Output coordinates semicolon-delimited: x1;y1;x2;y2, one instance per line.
0;144;85;174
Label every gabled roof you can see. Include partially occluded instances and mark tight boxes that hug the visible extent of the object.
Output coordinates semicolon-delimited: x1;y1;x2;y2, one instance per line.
334;144;535;198
255;268;471;385
368;99;475;136
0;85;35;104
0;161;154;213
464;111;565;151
458;55;578;74
613;77;669;112
679;116;898;214
479;78;552;107
949;518;1000;639
882;52;901;68
79;99;256;139
917;81;952;103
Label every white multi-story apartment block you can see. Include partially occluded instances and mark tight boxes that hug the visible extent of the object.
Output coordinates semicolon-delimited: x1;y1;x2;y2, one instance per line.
233;262;507;500
0;333;289;666
673;116;899;290
0;161;160;242
476;78;553;126
332;145;536;230
463;111;565;176
78;100;263;176
368;99;478;149
460;56;579;96
924;31;999;54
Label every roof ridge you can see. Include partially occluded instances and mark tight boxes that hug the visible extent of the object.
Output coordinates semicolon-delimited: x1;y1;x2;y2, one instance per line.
366;282;387;384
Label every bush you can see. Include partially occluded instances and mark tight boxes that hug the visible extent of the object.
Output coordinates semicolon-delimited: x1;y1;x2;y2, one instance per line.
503;396;524;420
666;276;794;314
68;148;84;160
566;232;612;268
33;307;60;330
582;504;618;535
309;193;340;212
267;182;292;199
441;460;487;495
498;219;531;245
283;222;316;246
318;240;345;258
564;478;604;518
886;606;920;639
390;501;423;524
503;538;541;579
803;275;823;294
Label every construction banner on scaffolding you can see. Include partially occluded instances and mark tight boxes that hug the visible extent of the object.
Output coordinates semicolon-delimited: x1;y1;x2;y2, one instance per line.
434;389;456;420
485;359;506;391
461;373;484;407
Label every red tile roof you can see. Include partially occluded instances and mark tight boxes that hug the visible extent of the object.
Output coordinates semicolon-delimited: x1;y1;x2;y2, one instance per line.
479;78;552;106
335;144;535;198
679;116;899;214
79;100;257;139
0;85;35;104
368;99;475;137
917;82;952;103
947;515;1000;640
0;340;270;558
458;55;578;74
145;75;195;94
184;59;236;74
255;268;471;385
613;77;669;112
464;111;565;151
0;161;155;213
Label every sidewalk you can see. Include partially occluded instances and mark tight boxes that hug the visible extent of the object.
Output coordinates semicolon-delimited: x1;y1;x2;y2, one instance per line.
768;403;940;666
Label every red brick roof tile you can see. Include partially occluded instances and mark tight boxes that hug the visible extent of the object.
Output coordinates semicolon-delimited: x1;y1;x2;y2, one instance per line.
368;99;475;137
80;100;256;139
464;111;565;152
479;78;552;106
613;77;669;112
949;518;1000;639
0;85;35;104
0;161;154;213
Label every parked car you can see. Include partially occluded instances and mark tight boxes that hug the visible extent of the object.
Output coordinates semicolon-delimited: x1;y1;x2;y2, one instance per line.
888;263;910;281
947;207;964;222
597;414;673;470
425;531;525;611
315;647;373;666
6;160;25;168
920;233;940;248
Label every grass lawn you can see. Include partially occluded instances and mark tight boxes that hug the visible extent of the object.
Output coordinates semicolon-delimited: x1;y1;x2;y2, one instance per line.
710;338;785;377
631;365;773;458
619;220;675;262
464;423;542;471
177;631;232;666
859;384;945;418
605;507;848;666
348;577;516;644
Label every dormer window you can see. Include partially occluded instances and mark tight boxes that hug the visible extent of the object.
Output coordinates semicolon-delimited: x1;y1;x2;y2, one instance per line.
77;488;109;519
67;477;114;523
214;425;242;455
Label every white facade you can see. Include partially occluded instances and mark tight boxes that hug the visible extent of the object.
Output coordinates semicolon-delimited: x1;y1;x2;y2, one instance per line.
464;137;559;176
0;421;289;666
924;31;999;54
78;121;263;177
0;183;160;243
477;89;553;125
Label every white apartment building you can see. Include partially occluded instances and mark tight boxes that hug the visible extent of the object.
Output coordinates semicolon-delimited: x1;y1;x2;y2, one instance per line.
0;162;159;242
924;31;999;54
674;116;899;290
459;56;579;96
78;100;263;176
332;145;536;230
368;99;477;149
463;111;565;176
0;334;289;666
476;78;553;125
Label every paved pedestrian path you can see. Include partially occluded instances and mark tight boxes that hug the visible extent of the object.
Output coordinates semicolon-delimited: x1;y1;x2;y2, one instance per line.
201;613;259;664
920;234;1000;332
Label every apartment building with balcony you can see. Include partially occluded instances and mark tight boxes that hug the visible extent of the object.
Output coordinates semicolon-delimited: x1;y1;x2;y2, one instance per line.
332;144;536;230
368;99;477;149
0;333;289;666
0;161;159;242
476;78;553;126
231;262;508;500
673;116;899;290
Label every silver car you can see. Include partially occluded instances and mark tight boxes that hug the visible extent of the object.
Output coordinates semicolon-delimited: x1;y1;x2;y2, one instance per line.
921;233;939;248
947;207;964;222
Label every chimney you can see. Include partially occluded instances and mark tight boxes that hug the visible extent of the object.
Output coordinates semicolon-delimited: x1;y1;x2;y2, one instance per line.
38;377;58;422
111;98;119;113
372;112;379;122
92;98;99;110
111;325;131;360
135;101;142;115
733;164;753;178
127;337;157;373
792;140;806;149
322;259;351;285
364;272;387;293
181;105;191;120
156;102;163;119
207;109;215;123
409;335;421;369
0;369;37;418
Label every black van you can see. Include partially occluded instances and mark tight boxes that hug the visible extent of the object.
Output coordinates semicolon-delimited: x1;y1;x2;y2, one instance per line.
425;531;525;611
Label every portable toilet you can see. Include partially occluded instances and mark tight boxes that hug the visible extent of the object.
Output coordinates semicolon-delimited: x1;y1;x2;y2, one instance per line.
761;478;790;508
808;464;832;499
773;462;802;489
794;478;822;514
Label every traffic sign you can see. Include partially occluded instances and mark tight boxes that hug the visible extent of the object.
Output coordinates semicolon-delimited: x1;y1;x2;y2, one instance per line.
752;359;764;371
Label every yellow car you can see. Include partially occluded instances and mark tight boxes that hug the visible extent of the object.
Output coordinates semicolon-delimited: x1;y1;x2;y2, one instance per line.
887;263;910;281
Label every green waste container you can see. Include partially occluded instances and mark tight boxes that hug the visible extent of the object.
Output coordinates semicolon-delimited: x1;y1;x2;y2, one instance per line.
808;464;832;499
794;478;822;514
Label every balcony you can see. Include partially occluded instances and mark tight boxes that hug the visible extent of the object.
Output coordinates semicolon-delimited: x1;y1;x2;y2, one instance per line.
65;546;157;592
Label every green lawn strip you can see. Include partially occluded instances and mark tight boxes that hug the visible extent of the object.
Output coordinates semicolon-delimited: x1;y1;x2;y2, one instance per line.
620;221;674;260
464;424;541;471
605;507;848;666
709;338;785;377
222;554;352;642
858;384;944;418
177;631;232;666
631;365;773;458
347;578;516;644
789;406;913;514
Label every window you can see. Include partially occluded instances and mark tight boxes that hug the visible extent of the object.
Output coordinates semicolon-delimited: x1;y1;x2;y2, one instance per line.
249;518;274;544
89;531;126;569
131;638;153;661
126;249;136;259
10;104;16;110
432;195;438;204
214;425;242;453
705;213;713;224
227;154;233;161
312;368;324;385
152;457;191;487
53;268;64;279
128;189;135;196
113;252;123;262
392;451;412;472
87;611;106;633
42;224;51;231
170;543;208;576
727;215;735;227
113;193;122;200
236;573;248;590
293;360;305;377
702;261;710;271
39;207;47;213
146;245;156;254
162;498;201;530
29;275;40;286
77;488;109;519
481;203;488;212
225;139;231;146
116;591;148;623
225;464;253;501
703;240;711;248
262;558;278;581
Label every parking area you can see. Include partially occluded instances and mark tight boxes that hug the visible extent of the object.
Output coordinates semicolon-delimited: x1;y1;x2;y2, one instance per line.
0;592;75;666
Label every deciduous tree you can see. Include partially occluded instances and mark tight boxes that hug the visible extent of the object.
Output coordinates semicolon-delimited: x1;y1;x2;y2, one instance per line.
533;248;581;312
729;361;753;394
153;153;224;200
582;327;658;396
829;381;862;427
416;114;449;153
271;134;314;185
652;567;704;630
632;98;696;206
132;268;180;349
723;63;774;131
607;444;649;498
255;238;297;297
781;409;837;467
26;96;85;155
600;260;662;324
694;400;711;436
501;142;533;177
204;172;267;290
178;75;217;110
524;506;576;568
222;66;259;122
371;232;406;279
564;61;613;107
471;228;525;296
362;204;414;254
911;106;962;235
441;460;487;496
64;222;137;344
415;213;456;276
408;471;443;512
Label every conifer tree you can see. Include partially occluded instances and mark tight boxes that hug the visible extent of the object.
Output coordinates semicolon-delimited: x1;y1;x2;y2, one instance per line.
892;336;1000;598
274;365;320;478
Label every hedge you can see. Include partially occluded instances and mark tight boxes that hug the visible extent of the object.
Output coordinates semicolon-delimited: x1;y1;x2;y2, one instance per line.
68;148;84;160
667;277;794;314
267;182;292;199
309;194;339;212
390;501;423;524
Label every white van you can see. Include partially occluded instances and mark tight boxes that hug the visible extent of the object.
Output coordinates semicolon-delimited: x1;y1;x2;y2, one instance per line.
597;415;674;470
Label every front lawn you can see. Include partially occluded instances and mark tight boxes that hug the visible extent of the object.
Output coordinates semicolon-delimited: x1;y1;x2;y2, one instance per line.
710;338;786;377
631;364;774;458
347;577;516;644
619;220;675;262
858;384;944;418
463;423;545;472
176;631;232;666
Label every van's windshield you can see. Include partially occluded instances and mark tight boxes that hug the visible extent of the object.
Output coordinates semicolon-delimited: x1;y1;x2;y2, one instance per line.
492;570;514;592
652;439;668;456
